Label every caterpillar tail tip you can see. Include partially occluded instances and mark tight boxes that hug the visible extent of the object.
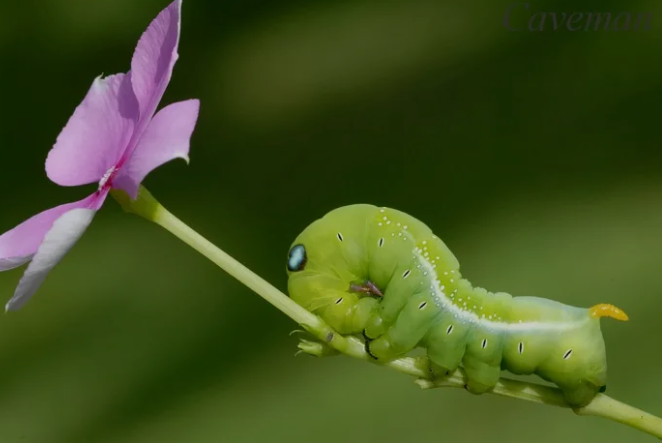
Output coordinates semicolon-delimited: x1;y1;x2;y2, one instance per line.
589;304;629;321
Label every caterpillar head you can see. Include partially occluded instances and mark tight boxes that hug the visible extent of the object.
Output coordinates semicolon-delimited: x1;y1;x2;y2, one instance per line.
285;205;378;313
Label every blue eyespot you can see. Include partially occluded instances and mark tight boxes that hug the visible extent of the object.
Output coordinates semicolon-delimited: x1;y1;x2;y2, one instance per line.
287;244;307;272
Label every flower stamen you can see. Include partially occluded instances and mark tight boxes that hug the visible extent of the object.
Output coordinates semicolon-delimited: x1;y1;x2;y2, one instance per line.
98;166;119;191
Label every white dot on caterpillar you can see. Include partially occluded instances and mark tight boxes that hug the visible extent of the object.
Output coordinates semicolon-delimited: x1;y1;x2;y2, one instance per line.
398;233;402;237
380;209;385;213
451;270;455;274
383;216;387;221
488;315;492;320
450;279;454;283
336;233;343;242
481;314;485;318
436;256;440;260
563;349;573;360
423;272;428;276
481;339;488;349
378;222;383;226
518;319;523;323
422;241;427;245
387;221;391;225
397;223;401;227
458;298;462;302
473;305;477;309
391;233;395;237
378;238;384;247
403;225;408;229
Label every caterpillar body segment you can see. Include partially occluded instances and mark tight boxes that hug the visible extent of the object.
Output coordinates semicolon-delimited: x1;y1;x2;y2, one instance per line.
285;204;627;407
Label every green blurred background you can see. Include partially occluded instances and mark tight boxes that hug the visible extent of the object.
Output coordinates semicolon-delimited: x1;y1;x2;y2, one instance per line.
1;0;662;441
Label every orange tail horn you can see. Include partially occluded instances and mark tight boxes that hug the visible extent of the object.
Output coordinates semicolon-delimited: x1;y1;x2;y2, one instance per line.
589;304;629;321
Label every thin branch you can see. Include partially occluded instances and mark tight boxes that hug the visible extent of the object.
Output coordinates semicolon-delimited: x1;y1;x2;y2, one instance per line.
111;186;662;440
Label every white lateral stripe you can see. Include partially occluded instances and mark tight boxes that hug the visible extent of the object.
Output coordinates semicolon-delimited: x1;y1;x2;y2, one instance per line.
413;250;587;333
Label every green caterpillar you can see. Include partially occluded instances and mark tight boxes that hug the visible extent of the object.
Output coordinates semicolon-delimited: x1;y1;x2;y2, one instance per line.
285;204;628;407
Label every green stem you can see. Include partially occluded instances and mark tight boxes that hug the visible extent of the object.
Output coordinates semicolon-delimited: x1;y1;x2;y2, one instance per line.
111;186;662;440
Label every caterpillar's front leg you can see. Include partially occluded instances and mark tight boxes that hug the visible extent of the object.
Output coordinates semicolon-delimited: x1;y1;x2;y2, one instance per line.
317;292;380;336
364;291;439;361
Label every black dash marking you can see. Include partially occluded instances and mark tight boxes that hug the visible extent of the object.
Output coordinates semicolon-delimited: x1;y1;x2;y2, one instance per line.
599;385;607;393
446;325;454;335
336;232;344;242
362;329;374;342
563;349;573;360
418;302;427;310
403;270;411;279
335;297;343;305
326;332;334;342
481;338;488;349
378;238;384;247
518;342;524;354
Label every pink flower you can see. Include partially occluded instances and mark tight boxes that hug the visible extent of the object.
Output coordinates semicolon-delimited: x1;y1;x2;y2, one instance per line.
0;0;199;311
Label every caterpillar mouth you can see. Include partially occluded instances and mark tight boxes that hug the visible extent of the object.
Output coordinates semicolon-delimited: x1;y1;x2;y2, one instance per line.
349;280;384;297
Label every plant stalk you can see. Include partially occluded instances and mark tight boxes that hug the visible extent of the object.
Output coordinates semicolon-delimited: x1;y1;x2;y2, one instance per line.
111;186;662;440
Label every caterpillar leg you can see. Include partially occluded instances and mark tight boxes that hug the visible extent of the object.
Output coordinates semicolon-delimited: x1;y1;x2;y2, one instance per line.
425;315;471;377
462;357;501;394
365;291;440;360
558;381;602;407
461;330;505;395
363;264;425;340
318;293;380;335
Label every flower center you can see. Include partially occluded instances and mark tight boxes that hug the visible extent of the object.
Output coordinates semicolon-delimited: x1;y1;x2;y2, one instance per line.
98;166;119;191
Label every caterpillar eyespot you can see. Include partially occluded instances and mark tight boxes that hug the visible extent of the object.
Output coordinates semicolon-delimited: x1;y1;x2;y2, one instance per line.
285;204;628;408
286;244;307;272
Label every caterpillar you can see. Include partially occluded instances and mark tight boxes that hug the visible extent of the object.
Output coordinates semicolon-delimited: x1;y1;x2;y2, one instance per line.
285;204;628;407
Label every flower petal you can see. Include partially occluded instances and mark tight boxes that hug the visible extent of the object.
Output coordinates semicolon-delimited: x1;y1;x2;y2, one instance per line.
0;192;104;271
131;0;181;122
45;73;139;187
114;99;199;198
5;208;97;311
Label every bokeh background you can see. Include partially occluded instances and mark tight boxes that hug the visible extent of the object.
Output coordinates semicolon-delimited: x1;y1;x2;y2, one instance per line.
1;0;662;442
